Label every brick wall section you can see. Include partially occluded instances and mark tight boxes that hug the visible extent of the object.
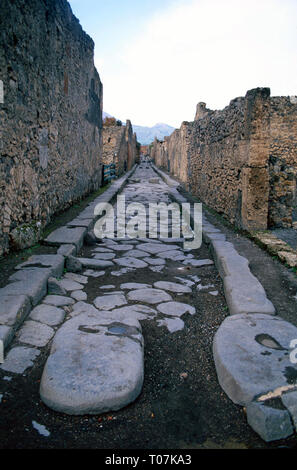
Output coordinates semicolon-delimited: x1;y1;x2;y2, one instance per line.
0;0;103;256
151;88;297;231
102;120;139;176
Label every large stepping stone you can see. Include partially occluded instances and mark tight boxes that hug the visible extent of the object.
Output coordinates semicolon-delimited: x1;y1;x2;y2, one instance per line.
40;310;144;415
44;226;86;251
213;313;297;406
127;288;172;304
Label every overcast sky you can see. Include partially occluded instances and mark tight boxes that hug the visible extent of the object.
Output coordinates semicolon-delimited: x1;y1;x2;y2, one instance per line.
69;0;297;128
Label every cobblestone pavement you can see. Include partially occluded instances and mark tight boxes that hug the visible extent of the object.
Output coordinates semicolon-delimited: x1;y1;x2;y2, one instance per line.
0;163;296;449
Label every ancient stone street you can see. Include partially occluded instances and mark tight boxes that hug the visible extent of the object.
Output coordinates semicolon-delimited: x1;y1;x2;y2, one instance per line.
0;162;297;448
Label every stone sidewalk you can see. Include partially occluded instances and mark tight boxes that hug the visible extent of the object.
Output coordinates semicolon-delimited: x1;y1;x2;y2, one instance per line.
0;161;297;444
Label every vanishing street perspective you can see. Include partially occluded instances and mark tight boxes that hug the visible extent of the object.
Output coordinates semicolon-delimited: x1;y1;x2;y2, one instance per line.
1;0;297;451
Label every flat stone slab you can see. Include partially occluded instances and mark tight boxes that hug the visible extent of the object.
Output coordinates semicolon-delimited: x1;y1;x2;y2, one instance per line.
246;401;294;442
39;311;144;415
44;226;86;250
57;244;76;258
114;258;148;269
124;250;149;258
93;294;127;310
0;294;31;327
109;244;134;251
143;257;166;266
93;247;115;253
64;272;88;284
58;279;84;292
183;259;214;267
157;317;185;333
42;295;75;307
93;253;116;260
18;320;55;347
127;288;172;304
29;304;65;326
158;250;186;261
83;270;105;277
120;283;151;290
79;258;114;269
71;290;87;302
67;218;93;229
15;255;64;277
154;281;192;293
137;243;180;255
2;269;50;306
0;346;41;374
157;302;195;317
213;313;297;406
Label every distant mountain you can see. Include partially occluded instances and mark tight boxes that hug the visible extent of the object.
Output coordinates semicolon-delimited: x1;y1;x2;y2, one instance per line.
102;112;175;145
132;123;176;145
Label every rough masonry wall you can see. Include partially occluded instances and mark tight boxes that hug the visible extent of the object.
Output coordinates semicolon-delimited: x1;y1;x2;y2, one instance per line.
151;88;297;231
102;120;139;176
0;0;103;255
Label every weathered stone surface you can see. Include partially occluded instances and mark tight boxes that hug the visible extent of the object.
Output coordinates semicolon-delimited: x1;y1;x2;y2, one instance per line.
127;288;172;304
114;258;148;269
0;346;40;374
0;325;14;348
124;250;148;258
93;253;115;260
120;283;151;290
138;243;179;254
29;304;65;326
57;244;76;258
83;269;105;277
109;244;135;252
48;277;67;296
2;269;50;306
71;290;87;302
246;402;294;442
93;294;127;310
143;257;166;266
40;312;144;415
183;259;214;267
67;218;93;230
153;281;192;293
43;295;75;307
44;227;86;251
157;317;185;333
0;294;31;327
15;255;64;278
18;320;55;347
213;313;297;406
66;256;83;273
281;391;297;429
64;272;88;284
79;258;114;269
156;302;195;317
58;279;84;292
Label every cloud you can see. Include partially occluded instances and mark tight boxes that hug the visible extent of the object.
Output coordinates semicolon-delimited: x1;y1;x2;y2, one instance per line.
101;0;297;127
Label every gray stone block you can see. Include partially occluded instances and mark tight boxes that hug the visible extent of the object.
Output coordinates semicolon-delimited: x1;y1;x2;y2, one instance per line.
66;256;83;273
29;304;65;326
15;255;65;278
246;401;294;442
44;226;86;250
2;269;50;306
57;244;76;257
79;258;114;269
0;325;14;348
48;277;67;296
0;294;31;327
18;320;55;347
40;311;144;415
281;391;297;429
213;313;297;406
0;346;40;374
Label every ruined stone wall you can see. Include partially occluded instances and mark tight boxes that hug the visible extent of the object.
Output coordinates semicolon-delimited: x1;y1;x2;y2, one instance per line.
102;120;139;176
0;0;103;255
152;88;297;231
